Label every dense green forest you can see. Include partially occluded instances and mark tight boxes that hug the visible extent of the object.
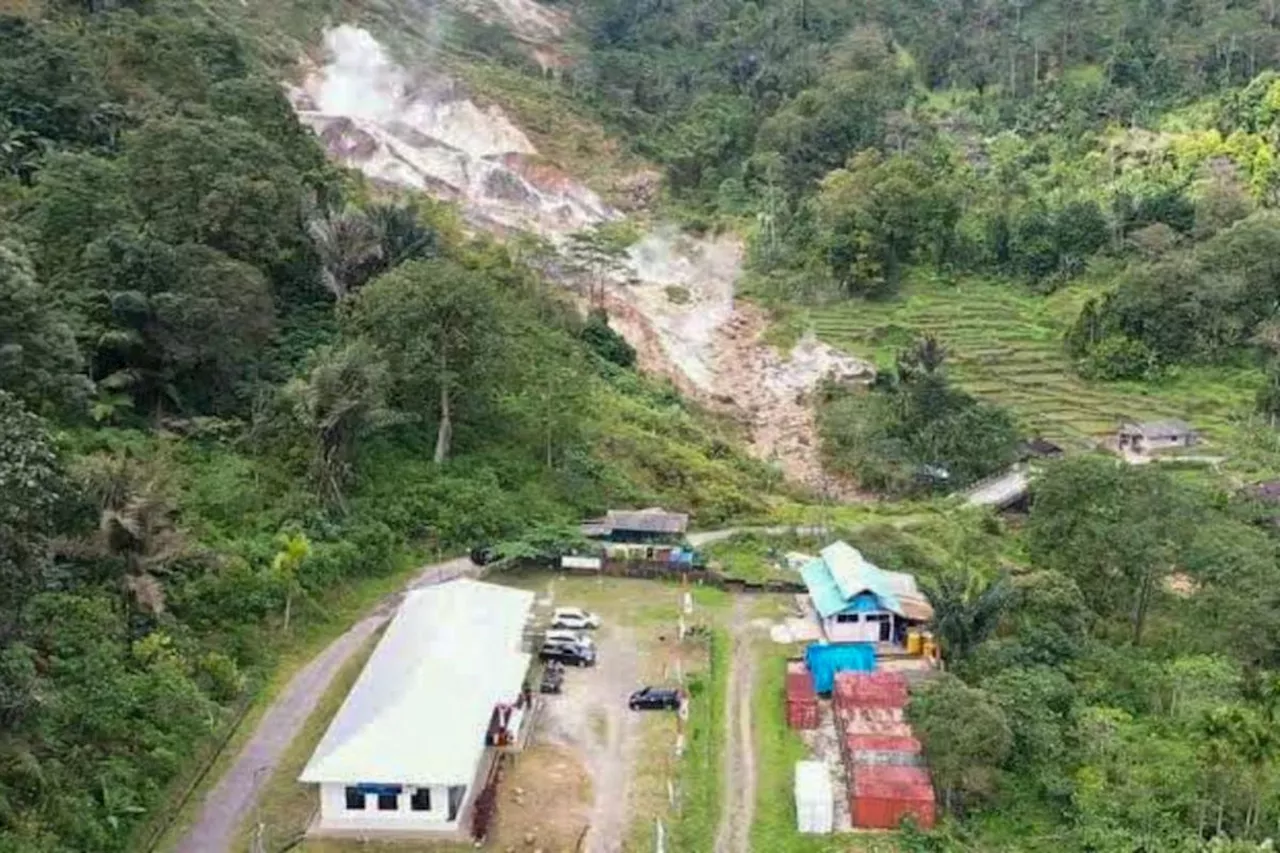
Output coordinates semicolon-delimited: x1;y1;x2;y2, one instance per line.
569;0;1280;401
898;457;1280;852
559;0;1280;849
0;5;773;851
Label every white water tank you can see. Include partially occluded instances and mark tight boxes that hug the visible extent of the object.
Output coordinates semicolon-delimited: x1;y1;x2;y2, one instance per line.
794;760;834;834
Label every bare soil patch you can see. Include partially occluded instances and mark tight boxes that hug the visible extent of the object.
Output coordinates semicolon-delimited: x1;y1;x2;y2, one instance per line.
489;743;592;852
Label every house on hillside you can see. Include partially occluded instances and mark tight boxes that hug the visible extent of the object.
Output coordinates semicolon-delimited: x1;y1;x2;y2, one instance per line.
799;542;933;646
1117;419;1198;454
589;508;689;543
578;507;696;566
299;579;534;838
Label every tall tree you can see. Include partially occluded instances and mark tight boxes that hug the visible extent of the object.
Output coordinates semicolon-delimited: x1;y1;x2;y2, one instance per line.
922;566;1014;664
278;341;396;510
908;674;1013;814
1028;457;1200;645
0;392;67;643
0;241;90;413
344;259;503;463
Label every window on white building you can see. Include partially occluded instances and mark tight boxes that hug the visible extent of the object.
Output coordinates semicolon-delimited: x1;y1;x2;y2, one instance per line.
377;792;399;811
835;613;859;623
344;787;366;810
411;788;432;811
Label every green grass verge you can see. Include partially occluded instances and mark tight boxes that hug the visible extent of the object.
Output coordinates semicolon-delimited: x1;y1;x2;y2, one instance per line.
797;275;1276;478
143;549;440;853
705;535;801;584
231;626;385;852
668;626;729;851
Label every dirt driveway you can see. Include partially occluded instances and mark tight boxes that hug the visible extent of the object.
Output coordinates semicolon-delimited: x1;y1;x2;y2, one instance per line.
537;624;642;853
713;597;758;853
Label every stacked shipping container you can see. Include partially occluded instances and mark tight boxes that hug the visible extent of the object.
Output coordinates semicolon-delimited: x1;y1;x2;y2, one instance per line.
833;672;936;830
785;660;820;730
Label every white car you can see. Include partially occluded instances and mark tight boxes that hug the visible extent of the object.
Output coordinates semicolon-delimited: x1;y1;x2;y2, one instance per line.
552;607;601;630
545;629;595;649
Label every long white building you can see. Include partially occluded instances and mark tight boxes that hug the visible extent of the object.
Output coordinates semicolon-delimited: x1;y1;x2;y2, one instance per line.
299;578;534;836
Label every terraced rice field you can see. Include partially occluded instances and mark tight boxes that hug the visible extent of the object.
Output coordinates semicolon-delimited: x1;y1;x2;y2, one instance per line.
804;279;1261;451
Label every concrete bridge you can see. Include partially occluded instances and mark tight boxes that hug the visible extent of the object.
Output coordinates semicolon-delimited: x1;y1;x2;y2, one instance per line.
963;464;1031;509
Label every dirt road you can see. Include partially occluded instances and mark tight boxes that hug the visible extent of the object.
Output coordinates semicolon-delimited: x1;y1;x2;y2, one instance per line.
539;625;641;853
173;557;478;853
713;598;758;853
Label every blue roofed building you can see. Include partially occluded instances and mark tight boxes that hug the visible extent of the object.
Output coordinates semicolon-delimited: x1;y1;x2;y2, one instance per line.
800;542;933;646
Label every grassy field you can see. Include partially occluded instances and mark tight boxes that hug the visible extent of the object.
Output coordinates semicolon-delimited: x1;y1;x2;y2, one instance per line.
665;626;729;851
800;276;1266;468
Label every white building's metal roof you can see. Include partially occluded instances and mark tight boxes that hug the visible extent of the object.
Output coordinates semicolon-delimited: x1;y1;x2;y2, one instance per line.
300;578;534;786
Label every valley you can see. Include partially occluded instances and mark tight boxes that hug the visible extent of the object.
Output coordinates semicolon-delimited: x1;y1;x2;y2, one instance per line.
4;0;1280;851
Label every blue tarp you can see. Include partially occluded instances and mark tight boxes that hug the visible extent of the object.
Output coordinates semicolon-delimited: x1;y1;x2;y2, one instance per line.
668;548;696;565
804;643;875;693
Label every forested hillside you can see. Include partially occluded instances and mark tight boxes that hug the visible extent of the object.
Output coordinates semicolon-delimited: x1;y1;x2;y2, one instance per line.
564;0;1280;477
7;0;1280;850
0;5;774;851
556;1;1280;849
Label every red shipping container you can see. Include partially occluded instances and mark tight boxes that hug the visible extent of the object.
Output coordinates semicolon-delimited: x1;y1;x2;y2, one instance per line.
846;734;922;755
839;706;911;738
850;765;936;830
833;671;909;711
786;661;817;703
787;700;820;730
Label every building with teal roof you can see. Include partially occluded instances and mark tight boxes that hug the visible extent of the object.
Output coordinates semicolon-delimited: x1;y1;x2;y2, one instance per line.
799;542;933;646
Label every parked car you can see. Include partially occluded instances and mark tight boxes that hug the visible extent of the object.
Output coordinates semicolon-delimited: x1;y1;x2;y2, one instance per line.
551;607;601;630
628;686;682;711
544;629;595;649
470;545;497;565
539;642;597;667
539;663;565;694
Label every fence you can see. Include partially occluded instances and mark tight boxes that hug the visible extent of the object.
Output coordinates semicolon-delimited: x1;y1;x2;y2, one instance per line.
471;753;505;842
550;559;806;594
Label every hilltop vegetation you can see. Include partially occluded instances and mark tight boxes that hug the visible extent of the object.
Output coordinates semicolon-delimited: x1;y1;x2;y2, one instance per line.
561;0;1280;474
0;4;775;851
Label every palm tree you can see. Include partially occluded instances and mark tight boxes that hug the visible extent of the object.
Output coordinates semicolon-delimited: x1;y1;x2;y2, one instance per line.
280;341;397;511
74;453;187;621
896;335;948;383
307;204;382;299
367;202;438;269
921;566;1013;664
271;532;311;633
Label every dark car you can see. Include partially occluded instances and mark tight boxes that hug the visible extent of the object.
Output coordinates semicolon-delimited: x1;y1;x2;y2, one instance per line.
628;686;682;711
539;642;596;667
539;663;565;694
470;545;497;565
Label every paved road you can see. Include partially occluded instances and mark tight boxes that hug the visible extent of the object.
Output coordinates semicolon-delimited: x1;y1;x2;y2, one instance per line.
175;557;478;853
687;525;826;547
964;465;1030;508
